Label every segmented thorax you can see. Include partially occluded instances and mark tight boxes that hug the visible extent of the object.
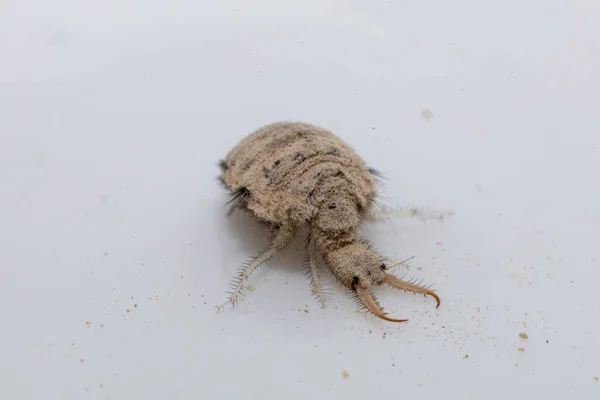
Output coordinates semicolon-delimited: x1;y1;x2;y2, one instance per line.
221;122;377;226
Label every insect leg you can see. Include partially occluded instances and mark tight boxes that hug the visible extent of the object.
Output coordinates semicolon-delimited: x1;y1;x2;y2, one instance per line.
217;224;295;311
306;233;327;309
369;207;454;222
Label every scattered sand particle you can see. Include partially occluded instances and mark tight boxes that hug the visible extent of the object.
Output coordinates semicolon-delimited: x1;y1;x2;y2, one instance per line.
126;309;131;313
463;354;469;359
342;370;349;378
517;348;525;352
519;332;528;339
594;376;599;382
85;321;91;327
303;309;309;313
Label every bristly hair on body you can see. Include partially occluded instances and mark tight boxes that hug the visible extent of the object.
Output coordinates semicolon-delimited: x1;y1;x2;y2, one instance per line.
215;121;451;323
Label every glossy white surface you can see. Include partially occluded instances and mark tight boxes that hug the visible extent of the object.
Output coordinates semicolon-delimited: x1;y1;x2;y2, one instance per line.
1;1;599;399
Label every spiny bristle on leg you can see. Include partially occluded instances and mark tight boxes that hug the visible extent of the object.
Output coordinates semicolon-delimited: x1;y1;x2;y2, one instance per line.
217;225;294;312
304;234;328;309
304;261;333;305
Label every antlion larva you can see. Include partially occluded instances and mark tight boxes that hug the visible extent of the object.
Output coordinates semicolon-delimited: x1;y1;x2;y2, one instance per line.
216;121;452;322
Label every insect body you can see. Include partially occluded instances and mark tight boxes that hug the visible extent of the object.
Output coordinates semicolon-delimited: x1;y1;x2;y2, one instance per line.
217;121;449;322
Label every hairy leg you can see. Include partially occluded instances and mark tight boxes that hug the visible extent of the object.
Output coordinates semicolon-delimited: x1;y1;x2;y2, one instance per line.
217;224;295;311
306;233;327;309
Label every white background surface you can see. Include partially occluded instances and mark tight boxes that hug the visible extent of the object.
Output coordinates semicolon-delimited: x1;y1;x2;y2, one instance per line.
1;1;599;399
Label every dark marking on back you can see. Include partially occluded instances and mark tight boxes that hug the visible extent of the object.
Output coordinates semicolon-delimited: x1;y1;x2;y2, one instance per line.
265;131;306;150
294;152;306;162
243;159;255;171
262;166;271;179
